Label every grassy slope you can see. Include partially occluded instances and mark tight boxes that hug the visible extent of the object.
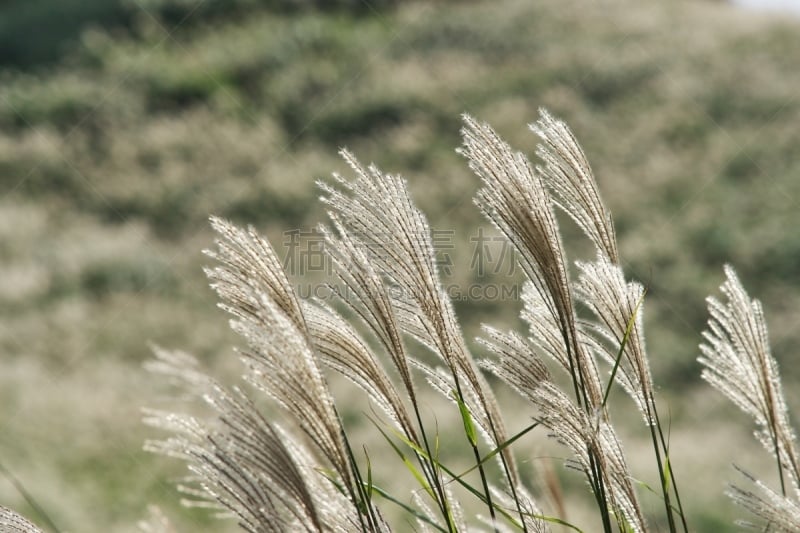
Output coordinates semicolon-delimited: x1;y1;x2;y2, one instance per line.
1;0;799;530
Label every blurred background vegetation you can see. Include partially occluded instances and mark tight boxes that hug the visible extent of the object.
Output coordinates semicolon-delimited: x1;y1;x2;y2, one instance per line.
1;0;799;530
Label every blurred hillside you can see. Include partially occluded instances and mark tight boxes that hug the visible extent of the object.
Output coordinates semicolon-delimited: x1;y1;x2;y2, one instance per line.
1;0;800;531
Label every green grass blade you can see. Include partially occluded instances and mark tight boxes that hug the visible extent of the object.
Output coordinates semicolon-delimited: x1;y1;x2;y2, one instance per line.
453;389;478;447
364;446;374;505
603;288;648;408
383;419;568;530
369;484;448;533
452;420;540;481
371;419;436;502
526;513;586;533
663;454;672;495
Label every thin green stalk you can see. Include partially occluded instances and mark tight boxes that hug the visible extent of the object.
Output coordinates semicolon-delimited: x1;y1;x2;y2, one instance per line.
369;484;448;533
337;405;382;532
474;391;533;533
762;380;788;497
557;319;613;533
450;421;540;481
643;399;677;533
559;320;587;412
652;405;689;532
450;379;499;533
412;406;458;533
602;288;646;409
454;407;534;533
0;459;61;533
411;443;521;528
395;425;588;533
493;444;530;533
372;419;459;532
588;450;614;533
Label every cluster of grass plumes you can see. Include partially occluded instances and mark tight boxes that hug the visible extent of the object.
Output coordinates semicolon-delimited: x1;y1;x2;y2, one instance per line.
139;111;798;532
6;111;799;532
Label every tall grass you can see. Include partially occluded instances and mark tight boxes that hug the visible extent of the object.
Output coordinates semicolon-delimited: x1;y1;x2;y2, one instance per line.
5;111;799;532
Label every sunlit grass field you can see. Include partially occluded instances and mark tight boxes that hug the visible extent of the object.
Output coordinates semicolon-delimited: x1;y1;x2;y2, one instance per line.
2;0;800;530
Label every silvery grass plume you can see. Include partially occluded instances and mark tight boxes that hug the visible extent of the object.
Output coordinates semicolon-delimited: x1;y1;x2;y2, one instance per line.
700;266;800;530
461;112;686;533
0;506;44;533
